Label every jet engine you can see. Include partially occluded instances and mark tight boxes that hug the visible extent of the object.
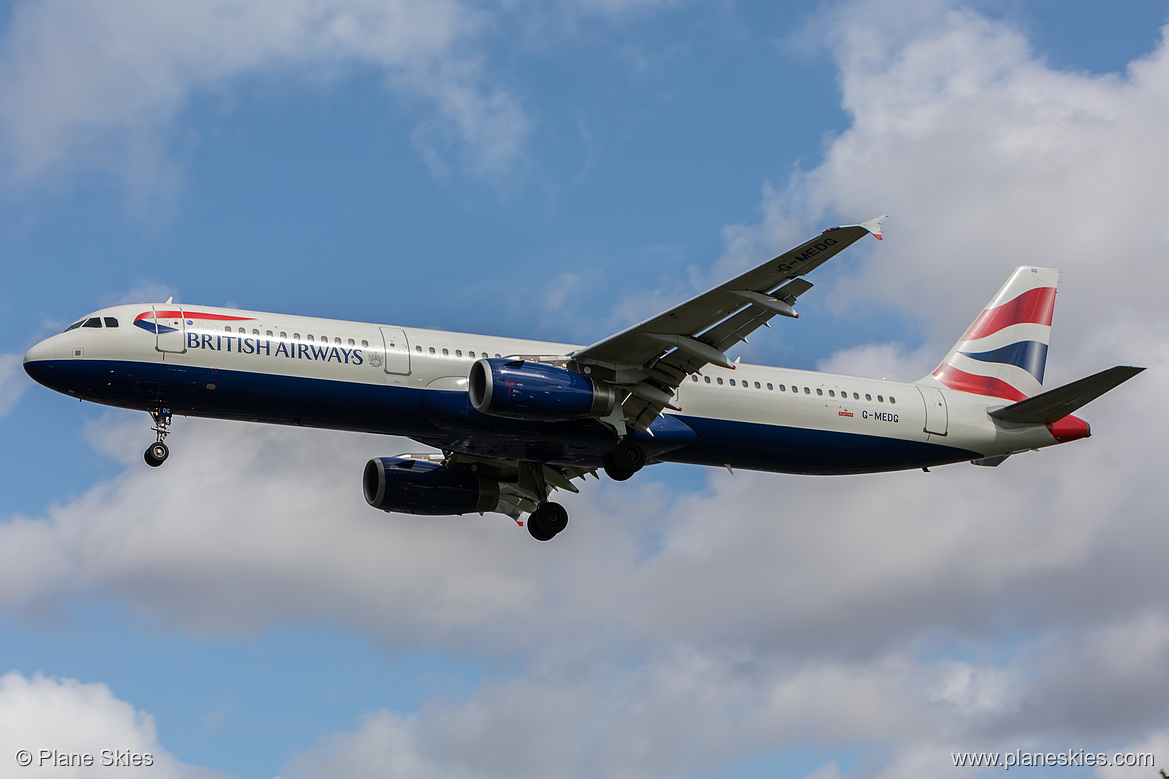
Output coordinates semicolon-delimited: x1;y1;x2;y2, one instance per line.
363;457;500;515
468;358;616;420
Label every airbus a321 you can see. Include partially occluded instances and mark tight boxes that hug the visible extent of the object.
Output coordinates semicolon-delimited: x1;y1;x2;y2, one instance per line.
23;217;1143;541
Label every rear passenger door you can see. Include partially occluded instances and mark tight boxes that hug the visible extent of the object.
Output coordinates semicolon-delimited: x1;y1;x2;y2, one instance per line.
917;385;948;436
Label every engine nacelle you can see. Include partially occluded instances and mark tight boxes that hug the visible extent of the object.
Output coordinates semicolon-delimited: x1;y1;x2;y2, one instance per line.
363;457;500;515
468;358;616;420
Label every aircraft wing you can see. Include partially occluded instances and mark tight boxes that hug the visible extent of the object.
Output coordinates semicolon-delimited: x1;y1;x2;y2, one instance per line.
569;216;887;432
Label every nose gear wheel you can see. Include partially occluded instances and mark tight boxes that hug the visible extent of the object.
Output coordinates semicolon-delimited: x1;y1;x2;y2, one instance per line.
144;405;172;467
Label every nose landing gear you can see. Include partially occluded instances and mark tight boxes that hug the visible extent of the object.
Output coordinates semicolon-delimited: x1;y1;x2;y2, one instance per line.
144;405;172;467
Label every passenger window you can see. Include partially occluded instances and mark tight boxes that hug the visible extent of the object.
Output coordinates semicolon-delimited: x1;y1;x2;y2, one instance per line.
252;329;259;335
853;392;859;400
691;375;699;382
348;338;355;346
306;334;313;342
469;351;476;358
778;384;785;391
267;330;274;337
280;331;287;339
335;337;341;345
865;393;872;401
804;387;810;394
729;379;736;386
293;333;301;341
83;317;102;328
890;396;896;404
415;345;422;352
704;376;711;384
829;390;835;398
104;317;119;328
816;388;823;396
754;381;761;389
429;347;436;354
717;377;724;385
878;395;884;403
766;383;773;390
495;354;502;358
361;340;369;348
442;348;449;356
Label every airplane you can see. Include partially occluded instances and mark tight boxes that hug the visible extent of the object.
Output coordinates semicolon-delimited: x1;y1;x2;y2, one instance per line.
22;217;1144;541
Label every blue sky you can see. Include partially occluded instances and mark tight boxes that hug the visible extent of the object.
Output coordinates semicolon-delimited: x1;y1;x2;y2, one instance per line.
2;1;1169;777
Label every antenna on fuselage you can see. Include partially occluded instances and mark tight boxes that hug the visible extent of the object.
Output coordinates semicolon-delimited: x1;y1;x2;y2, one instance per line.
165;296;173;304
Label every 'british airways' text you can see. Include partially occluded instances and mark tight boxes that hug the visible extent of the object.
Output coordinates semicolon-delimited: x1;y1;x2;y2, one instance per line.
186;332;364;365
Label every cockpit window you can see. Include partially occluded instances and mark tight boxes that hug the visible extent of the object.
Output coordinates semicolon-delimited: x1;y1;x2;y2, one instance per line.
64;320;84;332
82;318;102;328
103;317;119;328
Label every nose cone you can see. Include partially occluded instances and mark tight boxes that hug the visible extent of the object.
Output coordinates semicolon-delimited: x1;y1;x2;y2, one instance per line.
23;337;58;387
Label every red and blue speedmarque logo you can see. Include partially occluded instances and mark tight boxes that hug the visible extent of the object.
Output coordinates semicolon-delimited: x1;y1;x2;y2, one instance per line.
133;310;255;335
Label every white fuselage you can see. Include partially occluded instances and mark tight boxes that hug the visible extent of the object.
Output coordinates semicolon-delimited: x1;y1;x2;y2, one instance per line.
23;303;1065;475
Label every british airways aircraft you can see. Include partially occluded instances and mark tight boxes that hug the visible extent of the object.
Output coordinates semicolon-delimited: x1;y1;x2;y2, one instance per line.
23;218;1143;541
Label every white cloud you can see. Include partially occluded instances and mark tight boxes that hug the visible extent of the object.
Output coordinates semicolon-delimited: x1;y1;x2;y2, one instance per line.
277;651;964;779
733;3;1169;369
815;341;936;382
0;0;528;198
0;353;28;419
0;671;228;778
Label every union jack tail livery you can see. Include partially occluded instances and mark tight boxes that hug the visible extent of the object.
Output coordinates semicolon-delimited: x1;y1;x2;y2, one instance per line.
928;266;1059;401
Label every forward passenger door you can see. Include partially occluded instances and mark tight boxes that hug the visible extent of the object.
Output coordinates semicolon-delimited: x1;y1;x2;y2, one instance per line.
152;306;186;353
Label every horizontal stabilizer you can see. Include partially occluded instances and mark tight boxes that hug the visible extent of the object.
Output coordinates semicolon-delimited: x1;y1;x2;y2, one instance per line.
988;365;1145;424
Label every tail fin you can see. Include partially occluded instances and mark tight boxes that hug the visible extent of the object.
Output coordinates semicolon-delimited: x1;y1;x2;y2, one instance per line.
926;266;1059;401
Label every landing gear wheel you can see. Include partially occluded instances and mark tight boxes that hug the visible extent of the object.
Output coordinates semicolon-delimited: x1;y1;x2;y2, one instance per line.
145;405;173;468
603;439;646;481
527;502;569;542
144;441;169;467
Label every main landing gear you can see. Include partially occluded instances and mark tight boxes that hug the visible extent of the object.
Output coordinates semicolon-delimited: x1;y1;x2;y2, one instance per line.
144;405;172;467
526;501;569;542
603;438;646;482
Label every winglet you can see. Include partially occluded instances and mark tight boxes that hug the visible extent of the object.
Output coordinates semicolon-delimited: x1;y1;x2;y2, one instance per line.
859;215;888;240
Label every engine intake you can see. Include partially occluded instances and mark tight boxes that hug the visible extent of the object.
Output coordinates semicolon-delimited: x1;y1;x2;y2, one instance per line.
468;358;616;420
363;457;500;515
